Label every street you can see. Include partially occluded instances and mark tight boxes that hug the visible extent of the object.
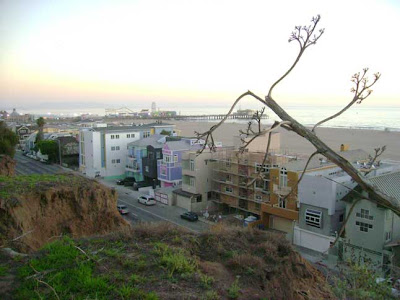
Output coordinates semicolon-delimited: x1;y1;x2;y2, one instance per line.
14;151;64;175
12;152;211;233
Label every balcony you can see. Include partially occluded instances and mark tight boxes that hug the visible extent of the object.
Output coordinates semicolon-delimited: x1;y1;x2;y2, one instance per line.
261;204;299;221
126;164;140;172
273;184;291;196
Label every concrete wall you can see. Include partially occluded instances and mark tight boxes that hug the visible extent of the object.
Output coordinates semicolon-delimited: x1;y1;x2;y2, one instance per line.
294;225;335;253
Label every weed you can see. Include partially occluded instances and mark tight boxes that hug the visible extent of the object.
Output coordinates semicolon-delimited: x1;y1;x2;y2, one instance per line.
204;290;220;300
153;243;198;277
103;248;120;257
0;264;8;276
227;278;241;299
118;284;135;299
145;291;159;300
130;273;146;285
199;273;215;289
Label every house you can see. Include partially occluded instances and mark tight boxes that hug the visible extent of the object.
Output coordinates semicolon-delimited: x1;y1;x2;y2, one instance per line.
57;136;79;167
157;138;204;187
294;153;400;253
340;170;400;274
126;134;166;183
173;147;226;213
15;125;35;149
79;123;175;178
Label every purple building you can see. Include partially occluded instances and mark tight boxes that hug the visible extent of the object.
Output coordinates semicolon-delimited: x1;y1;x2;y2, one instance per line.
157;138;204;187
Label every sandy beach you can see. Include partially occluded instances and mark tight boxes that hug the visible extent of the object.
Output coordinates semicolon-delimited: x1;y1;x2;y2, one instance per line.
168;120;400;161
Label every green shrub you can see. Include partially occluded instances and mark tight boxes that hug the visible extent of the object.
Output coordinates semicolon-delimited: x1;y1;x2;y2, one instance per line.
199;273;215;289
227;278;241;299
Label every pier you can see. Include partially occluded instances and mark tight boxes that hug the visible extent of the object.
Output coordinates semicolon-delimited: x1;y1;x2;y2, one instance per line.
172;113;269;121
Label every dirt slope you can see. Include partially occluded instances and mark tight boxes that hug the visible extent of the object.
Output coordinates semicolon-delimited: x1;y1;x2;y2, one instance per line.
0;174;129;252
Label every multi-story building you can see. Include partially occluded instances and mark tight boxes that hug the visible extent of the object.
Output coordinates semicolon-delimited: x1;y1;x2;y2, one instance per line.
157;138;204;187
262;149;369;242
340;170;400;274
126;134;166;183
173;146;226;212
79;122;175;178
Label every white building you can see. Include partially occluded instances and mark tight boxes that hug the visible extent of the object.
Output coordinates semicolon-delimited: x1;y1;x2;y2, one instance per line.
79;122;175;178
293;150;400;253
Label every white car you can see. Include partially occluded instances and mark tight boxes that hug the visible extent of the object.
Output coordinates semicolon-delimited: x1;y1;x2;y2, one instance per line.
138;195;156;206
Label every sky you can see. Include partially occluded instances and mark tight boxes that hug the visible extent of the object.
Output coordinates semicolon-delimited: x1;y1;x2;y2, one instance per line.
1;0;399;114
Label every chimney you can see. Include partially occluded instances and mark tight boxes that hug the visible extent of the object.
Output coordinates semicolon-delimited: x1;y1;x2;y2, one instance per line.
340;144;349;152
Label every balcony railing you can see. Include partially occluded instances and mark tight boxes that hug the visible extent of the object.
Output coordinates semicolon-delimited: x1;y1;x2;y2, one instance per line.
273;184;292;196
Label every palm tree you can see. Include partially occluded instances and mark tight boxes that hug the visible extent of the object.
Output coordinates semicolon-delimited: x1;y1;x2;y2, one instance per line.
35;117;45;143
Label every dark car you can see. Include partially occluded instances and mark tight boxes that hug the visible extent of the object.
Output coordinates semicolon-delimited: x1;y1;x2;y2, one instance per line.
180;212;198;222
133;181;151;191
116;177;136;186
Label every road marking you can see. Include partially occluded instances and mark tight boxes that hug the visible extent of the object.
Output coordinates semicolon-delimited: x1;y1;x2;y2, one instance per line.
118;199;199;233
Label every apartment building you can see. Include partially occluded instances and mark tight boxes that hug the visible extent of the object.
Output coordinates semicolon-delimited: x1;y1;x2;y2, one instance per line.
157;138;204;187
173;148;226;212
79;122;174;178
126;134;166;183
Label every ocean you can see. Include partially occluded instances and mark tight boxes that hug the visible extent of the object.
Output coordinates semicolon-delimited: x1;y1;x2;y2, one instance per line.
15;105;400;132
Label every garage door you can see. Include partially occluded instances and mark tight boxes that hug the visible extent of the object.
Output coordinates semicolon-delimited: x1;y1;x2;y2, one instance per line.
272;216;293;233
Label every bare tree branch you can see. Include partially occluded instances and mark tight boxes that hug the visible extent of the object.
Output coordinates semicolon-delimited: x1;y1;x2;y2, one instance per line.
268;15;324;99
278;151;319;203
312;69;381;131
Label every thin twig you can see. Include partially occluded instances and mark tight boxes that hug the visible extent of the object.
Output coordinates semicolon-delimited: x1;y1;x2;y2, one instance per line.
279;151;319;203
12;229;34;241
312;69;380;132
35;278;60;300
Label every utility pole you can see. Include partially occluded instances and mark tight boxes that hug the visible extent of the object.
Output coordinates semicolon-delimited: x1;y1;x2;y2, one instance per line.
57;138;62;165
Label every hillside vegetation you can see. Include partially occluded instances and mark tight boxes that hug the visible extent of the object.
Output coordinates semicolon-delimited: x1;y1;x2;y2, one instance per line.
1;223;334;299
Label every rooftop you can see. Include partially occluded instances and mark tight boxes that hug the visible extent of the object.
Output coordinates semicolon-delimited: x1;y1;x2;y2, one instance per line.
90;122;175;133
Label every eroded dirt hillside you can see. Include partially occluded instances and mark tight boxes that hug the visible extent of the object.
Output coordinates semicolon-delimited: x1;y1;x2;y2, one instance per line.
0;155;15;176
0;174;129;252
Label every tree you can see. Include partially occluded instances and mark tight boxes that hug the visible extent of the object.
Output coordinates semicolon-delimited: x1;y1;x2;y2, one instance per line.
36;140;59;163
35;117;46;144
0;121;19;157
196;15;399;218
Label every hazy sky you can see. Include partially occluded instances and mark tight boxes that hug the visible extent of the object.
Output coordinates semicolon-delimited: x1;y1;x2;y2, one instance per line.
1;0;399;113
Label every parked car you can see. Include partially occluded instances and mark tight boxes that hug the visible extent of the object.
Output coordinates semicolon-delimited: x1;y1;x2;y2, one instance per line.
180;212;198;222
133;181;151;191
117;204;129;215
138;195;156;206
116;177;136;186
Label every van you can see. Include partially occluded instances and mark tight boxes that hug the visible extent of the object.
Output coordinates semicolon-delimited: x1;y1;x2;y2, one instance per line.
137;195;156;206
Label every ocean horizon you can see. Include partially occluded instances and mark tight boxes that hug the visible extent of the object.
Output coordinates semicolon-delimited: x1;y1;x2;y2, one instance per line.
8;105;400;132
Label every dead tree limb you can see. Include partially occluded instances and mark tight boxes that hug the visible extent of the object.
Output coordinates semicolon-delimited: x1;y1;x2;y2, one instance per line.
197;15;399;216
312;69;381;132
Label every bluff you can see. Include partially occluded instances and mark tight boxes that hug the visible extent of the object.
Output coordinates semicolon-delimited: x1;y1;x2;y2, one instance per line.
0;173;129;252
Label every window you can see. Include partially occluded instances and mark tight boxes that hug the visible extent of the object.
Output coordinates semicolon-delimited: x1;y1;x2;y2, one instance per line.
164;155;172;163
255;179;263;189
174;155;178;162
115;135;120;139
160;167;167;175
189;177;195;186
225;186;233;193
255;163;270;174
255;202;261;211
116;146;120;150
305;209;322;228
145;166;149;172
156;152;161;159
111;146;116;151
385;231;392;241
143;131;150;138
112;159;116;163
226;158;231;167
356;209;373;220
255;194;262;201
278;198;286;209
116;159;120;163
226;174;232;183
190;159;195;171
127;134;130;138
356;221;373;232
111;135;115;139
279;167;288;187
339;214;344;222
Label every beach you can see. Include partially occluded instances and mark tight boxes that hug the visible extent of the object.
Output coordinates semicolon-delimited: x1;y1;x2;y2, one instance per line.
168;120;400;161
